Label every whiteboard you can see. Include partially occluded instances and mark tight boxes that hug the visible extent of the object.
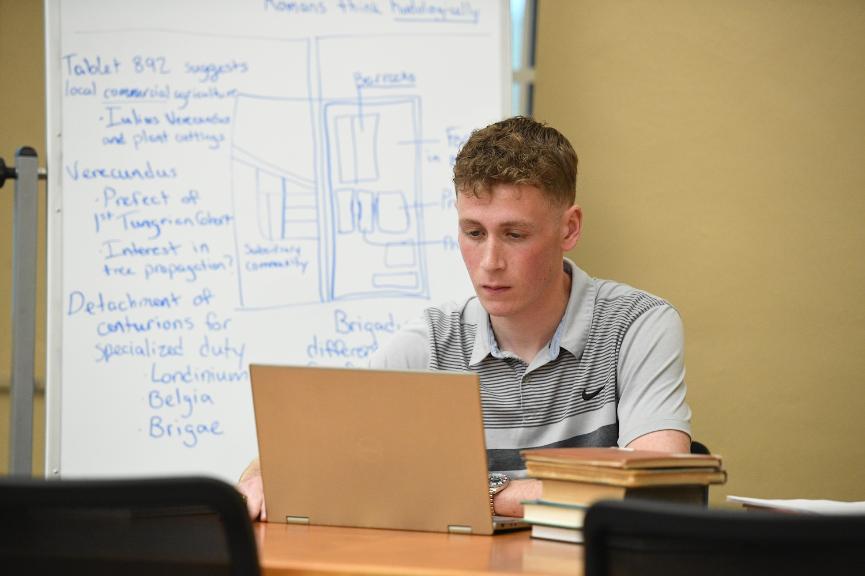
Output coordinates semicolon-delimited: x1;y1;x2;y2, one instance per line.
44;0;509;480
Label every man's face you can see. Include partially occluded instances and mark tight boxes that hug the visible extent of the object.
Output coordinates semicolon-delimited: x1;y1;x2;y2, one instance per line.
456;183;580;320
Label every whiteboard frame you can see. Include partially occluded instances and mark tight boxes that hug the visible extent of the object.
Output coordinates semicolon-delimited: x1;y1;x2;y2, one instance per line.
44;0;64;478
42;0;512;479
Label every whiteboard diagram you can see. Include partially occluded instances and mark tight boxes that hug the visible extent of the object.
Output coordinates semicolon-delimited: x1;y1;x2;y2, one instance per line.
231;52;428;310
231;93;324;307
325;97;426;302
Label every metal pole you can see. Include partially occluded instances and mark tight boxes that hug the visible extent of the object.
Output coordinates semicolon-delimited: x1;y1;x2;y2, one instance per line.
9;147;40;476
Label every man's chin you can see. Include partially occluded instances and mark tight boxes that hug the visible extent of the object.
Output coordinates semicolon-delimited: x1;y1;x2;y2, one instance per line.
476;297;516;319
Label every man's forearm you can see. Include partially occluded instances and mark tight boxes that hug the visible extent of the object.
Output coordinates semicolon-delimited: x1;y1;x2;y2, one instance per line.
627;429;691;453
493;478;542;517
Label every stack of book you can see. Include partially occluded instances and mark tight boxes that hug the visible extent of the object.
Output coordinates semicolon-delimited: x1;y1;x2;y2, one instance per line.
519;447;726;543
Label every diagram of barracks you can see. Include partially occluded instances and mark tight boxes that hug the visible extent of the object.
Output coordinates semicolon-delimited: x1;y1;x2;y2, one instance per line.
230;39;432;310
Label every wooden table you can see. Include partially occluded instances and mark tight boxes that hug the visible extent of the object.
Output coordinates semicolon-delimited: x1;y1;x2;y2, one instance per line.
256;523;583;576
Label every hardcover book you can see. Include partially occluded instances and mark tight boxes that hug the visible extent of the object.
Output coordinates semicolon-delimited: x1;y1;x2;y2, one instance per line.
524;461;727;487
521;447;726;488
541;478;708;506
530;523;584;544
521;447;722;469
521;499;587;529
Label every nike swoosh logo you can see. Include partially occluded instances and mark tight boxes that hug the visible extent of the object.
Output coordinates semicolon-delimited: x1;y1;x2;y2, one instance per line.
581;386;604;401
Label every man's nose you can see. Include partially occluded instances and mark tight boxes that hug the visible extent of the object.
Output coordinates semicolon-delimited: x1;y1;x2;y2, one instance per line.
480;238;505;271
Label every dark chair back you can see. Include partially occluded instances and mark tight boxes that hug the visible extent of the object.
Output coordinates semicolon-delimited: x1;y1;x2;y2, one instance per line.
584;499;865;576
690;440;711;455
0;476;259;576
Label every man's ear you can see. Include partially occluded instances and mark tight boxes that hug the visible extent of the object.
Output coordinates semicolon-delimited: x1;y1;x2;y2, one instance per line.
561;204;582;251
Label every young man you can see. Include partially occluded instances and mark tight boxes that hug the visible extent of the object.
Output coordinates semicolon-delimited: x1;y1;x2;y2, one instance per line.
368;116;691;517
239;116;691;520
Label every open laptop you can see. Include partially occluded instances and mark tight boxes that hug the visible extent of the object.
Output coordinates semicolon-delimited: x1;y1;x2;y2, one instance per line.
249;364;527;535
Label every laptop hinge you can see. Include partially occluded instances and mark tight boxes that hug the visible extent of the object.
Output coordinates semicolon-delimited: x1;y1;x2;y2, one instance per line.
285;515;310;525
448;525;473;534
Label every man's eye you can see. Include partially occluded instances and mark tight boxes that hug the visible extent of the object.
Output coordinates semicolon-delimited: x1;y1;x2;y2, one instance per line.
464;229;483;238
507;232;523;240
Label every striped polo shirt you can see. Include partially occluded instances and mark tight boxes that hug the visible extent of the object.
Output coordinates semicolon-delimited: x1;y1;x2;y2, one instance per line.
371;259;692;476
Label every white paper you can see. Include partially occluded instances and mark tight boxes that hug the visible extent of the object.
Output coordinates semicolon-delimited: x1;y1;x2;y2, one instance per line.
727;495;865;515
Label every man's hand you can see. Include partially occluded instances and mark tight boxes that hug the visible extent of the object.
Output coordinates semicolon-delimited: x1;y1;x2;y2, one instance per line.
237;458;267;521
493;478;542;517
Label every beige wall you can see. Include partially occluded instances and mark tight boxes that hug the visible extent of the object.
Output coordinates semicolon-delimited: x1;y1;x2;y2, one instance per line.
2;0;864;503
536;0;865;503
0;0;46;475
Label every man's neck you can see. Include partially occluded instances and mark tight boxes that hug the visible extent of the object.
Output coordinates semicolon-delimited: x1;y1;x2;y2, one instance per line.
489;270;572;363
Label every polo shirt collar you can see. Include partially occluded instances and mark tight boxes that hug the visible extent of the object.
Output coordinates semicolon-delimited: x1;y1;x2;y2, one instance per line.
556;258;595;359
468;258;596;367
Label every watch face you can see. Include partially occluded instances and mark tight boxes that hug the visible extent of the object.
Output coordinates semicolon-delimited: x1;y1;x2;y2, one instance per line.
489;472;509;493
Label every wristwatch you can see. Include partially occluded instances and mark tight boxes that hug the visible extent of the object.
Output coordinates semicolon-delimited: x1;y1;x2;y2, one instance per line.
488;472;510;516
